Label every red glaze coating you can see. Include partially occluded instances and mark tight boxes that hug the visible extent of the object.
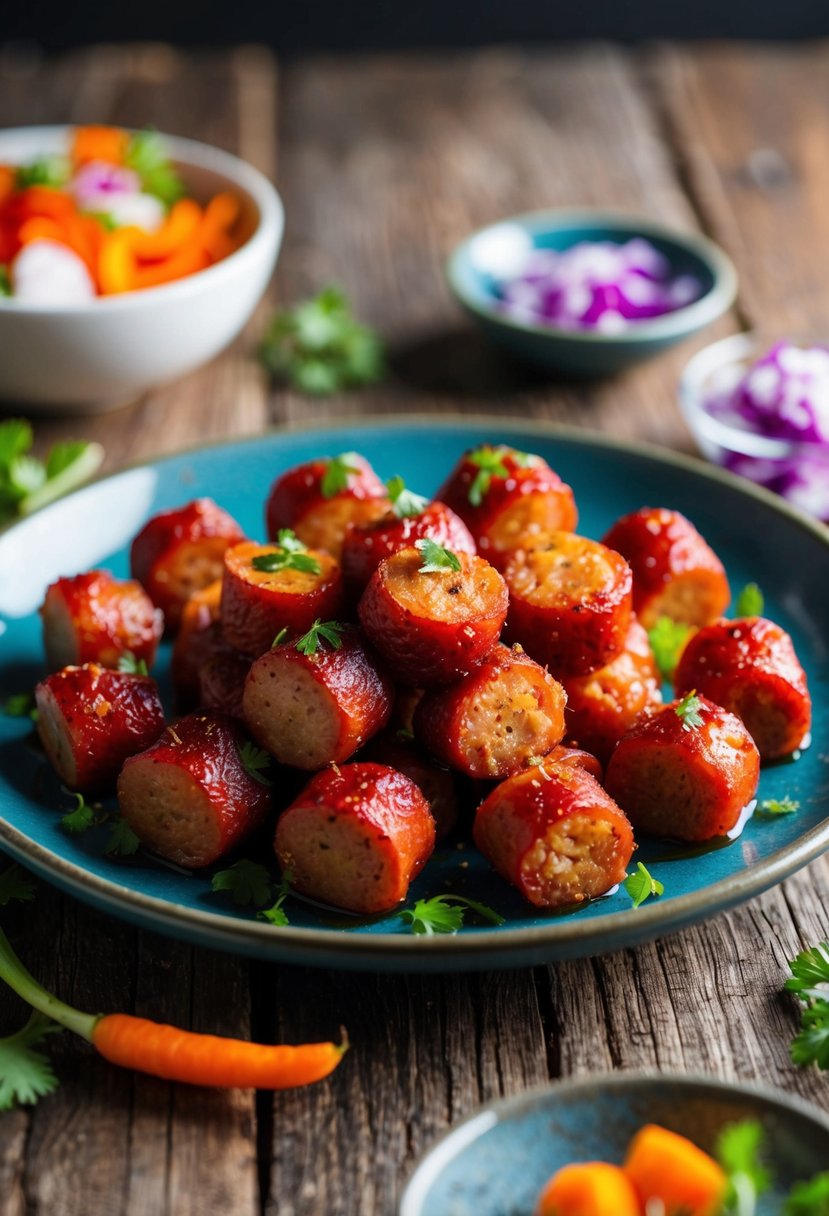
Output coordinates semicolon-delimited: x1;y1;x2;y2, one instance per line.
504;531;633;677
473;763;634;909
35;664;165;794
199;639;251;719
130;498;245;632
604;695;760;841
435;445;578;566
170;579;222;707
275;762;436;914
117;712;271;868
220;540;344;658
602;507;730;629
243;626;393;769
358;546;508;687
414;643;567;779
674;616;812;761
361;730;459;841
545;744;604;783
265;454;388;559
341;501;476;595
562;617;662;765
40;570;163;672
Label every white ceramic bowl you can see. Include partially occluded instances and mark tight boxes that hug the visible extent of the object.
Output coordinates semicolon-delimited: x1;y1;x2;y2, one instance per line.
0;126;284;413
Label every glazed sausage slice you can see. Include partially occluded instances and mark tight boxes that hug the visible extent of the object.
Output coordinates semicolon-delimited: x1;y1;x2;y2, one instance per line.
544;744;604;783
504;530;633;677
604;694;760;841
35;664;165;794
243;624;393;769
41;570;163;672
436;444;578;566
341;497;476;595
220;536;344;657
358;544;508;686
473;762;634;909
602;507;730;629
674;616;811;760
117;712;271;868
130;498;245;632
199;636;251;719
414;643;567;779
265;452;389;559
274;762;436;914
170;578;222;707
361;730;459;841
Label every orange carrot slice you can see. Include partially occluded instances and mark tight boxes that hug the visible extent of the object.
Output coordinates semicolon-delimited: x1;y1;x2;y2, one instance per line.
72;125;129;167
535;1162;640;1216
623;1124;727;1216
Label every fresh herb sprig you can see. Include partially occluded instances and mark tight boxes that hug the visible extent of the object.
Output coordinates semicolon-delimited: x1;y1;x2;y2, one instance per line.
117;652;149;676
210;860;292;926
648;616;693;681
386;475;428;520
758;796;799;817
0;421;103;527
15;155;70;191
259;287;384;395
3;692;37;720
466;445;530;507
785;941;829;1069
236;741;273;788
717;1119;771;1215
295;619;346;657
415;537;461;574
124;129;185;208
398;893;504;936
252;530;321;576
675;690;705;731
320;452;362;498
623;861;664;909
735;582;765;618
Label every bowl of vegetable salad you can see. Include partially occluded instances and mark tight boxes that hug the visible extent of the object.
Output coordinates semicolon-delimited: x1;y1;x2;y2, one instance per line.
0;125;283;412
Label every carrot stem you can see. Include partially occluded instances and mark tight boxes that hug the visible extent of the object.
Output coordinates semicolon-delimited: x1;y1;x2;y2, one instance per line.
0;926;97;1041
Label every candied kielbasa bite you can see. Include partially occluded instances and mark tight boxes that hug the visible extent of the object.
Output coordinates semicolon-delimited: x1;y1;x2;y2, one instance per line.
473;762;634;909
170;578;222;707
602;506;730;629
361;729;459;841
604;693;760;842
504;530;633;677
265;452;389;559
544;743;604;782
674;616;812;761
414;643;567;779
562;617;662;765
35;664;165;794
41;570;163;673
220;533;344;658
274;762;436;915
243;622;393;770
117;712;271;869
130;498;245;632
199;638;251;719
358;542;508;687
436;444;578;566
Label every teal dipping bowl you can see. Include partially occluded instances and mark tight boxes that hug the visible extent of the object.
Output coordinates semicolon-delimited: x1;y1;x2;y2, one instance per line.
446;210;738;377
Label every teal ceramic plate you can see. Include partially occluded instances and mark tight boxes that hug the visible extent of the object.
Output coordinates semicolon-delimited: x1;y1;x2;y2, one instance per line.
399;1073;829;1215
0;417;827;971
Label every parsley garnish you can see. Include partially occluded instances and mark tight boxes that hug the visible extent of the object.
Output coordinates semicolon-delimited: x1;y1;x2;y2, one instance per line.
674;690;705;731
272;627;289;648
124;129;185;207
3;692;37;719
623;861;664;908
0;420;103;525
320;452;362;498
104;818;141;857
466;445;529;507
236;741;273;787
251;530;321;576
647;616;693;681
60;793;97;835
295;619;346;657
717;1120;771;1215
259;287;384;395
785;941;829;1069
211;860;274;907
386;475;428;520
0;1012;61;1111
0;865;36;907
414;537;462;574
735;582;765;618
785;1172;829;1214
258;872;293;927
758;796;800;817
398;894;505;935
117;652;149;676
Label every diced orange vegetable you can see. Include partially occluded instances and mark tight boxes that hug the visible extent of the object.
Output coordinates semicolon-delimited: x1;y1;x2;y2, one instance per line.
535;1162;640;1216
98;228;142;294
623;1124;726;1216
128;198;203;260
12;186;75;222
130;241;210;290
17;216;68;247
72;125;129;167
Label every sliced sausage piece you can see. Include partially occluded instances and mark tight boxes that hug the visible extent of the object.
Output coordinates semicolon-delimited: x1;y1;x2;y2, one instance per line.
414;643;567;779
504;530;633;677
674;616;811;760
341;499;476;595
220;537;344;658
170;579;222;707
274;762;436;914
265;453;389;559
117;712;271;868
602;506;730;629
130;498;245;632
199;637;251;719
243;624;392;769
604;694;760;841
473;762;634;909
41;570;163;673
562;617;662;765
360;730;458;841
358;545;508;686
436;444;578;566
544;744;604;783
35;664;165;794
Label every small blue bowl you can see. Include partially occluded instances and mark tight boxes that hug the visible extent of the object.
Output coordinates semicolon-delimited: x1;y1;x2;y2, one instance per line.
446;210;738;377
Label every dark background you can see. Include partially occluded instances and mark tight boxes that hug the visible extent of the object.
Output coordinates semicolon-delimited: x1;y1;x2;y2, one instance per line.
3;0;829;52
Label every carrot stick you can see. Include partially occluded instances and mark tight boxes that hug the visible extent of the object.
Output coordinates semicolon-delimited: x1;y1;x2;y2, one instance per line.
128;198;202;260
129;241;210;290
17;216;69;247
71;125;129;167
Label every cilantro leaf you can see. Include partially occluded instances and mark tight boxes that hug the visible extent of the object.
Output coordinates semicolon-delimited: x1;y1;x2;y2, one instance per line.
785;942;829;996
117;652;149;676
60;793;96;836
0;865;36;907
415;537;462;574
236;741;273;787
785;1171;829;1214
647;616;693;681
295;619;346;657
735;582;765;618
0;1011;62;1111
259;288;384;396
785;942;829;1070
211;860;273;907
105;818;141;857
386;475;428;520
320;453;362;498
3;692;36;719
275;528;307;553
623;861;665;909
674;690;705;731
398;894;505;936
758;796;799;817
272;627;289;648
258;871;293;926
791;1006;829;1069
251;533;321;577
717;1119;772;1214
124;129;185;207
466;445;521;507
18;441;104;517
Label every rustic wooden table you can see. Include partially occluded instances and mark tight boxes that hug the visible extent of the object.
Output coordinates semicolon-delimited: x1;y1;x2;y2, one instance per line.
1;41;828;1216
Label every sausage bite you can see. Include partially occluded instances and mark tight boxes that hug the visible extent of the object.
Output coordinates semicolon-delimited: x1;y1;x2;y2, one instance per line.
414;643;567;779
35;664;165;794
504;531;633;677
265;452;389;559
473;762;634;909
220;536;344;658
602;507;730;629
604;694;760;841
341;497;476;595
358;544;508;686
436;444;578;566
117;712;271;868
274;762;436;915
130;498;245;632
199;637;251;719
243;624;393;769
170;578;222;707
360;730;459;841
674;616;812;761
41;570;163;673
